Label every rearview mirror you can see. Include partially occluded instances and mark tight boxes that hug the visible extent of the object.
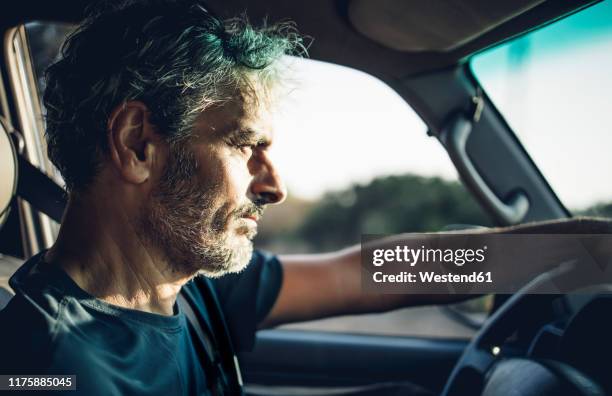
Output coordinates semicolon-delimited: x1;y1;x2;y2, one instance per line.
0;119;17;227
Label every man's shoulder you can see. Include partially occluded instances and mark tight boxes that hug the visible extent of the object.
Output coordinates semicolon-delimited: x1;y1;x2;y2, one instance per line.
0;286;127;373
0;282;188;395
0;291;67;372
0;306;123;395
0;292;153;395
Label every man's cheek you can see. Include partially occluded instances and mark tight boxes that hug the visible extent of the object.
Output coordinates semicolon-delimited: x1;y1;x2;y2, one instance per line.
226;157;254;197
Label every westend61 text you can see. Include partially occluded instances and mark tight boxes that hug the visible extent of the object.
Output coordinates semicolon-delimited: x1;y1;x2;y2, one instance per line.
373;271;493;284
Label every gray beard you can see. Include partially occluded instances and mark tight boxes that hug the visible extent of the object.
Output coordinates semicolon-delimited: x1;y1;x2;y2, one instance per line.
138;144;254;278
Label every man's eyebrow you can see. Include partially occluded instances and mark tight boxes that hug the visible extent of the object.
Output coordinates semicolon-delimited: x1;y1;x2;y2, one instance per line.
228;127;272;145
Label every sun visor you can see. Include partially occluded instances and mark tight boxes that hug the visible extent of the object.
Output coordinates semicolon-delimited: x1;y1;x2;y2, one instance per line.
348;0;545;52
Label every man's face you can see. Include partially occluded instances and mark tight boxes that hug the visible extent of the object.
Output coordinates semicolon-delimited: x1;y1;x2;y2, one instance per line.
140;95;285;278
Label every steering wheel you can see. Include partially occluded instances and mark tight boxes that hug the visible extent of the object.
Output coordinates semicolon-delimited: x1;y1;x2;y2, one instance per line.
440;266;607;396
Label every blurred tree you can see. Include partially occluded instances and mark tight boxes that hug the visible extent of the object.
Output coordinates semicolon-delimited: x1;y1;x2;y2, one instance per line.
296;174;491;251
576;202;612;218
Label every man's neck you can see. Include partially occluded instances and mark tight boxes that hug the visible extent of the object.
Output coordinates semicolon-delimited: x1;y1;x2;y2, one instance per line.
44;193;191;316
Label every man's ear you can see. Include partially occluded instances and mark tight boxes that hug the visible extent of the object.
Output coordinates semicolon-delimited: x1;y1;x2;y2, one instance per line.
107;101;161;185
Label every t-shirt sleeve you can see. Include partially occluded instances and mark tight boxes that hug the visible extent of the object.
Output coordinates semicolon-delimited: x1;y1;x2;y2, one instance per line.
210;250;283;351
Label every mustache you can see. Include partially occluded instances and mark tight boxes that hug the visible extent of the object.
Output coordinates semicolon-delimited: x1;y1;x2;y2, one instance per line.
234;201;265;219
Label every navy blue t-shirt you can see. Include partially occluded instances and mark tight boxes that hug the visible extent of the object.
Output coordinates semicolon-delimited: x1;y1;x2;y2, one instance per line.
0;250;282;395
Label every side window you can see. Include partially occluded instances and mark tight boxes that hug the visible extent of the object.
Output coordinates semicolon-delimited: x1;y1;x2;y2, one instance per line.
25;22;493;338
257;60;492;253
471;0;612;216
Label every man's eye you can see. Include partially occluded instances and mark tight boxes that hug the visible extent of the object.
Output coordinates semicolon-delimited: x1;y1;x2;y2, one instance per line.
228;138;266;155
233;143;255;154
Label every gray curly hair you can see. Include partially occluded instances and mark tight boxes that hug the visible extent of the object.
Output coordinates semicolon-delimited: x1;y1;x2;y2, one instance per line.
44;0;305;193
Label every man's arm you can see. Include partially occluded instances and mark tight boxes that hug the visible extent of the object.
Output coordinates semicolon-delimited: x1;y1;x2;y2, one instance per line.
260;217;612;328
260;246;452;328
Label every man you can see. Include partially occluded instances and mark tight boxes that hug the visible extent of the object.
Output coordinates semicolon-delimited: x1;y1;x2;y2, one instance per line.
0;2;430;394
0;1;609;395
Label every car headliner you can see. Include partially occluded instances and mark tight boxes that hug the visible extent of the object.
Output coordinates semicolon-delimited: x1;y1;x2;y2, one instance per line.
1;0;598;86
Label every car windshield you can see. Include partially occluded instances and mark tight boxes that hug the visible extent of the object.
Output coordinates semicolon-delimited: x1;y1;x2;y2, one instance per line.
470;0;612;216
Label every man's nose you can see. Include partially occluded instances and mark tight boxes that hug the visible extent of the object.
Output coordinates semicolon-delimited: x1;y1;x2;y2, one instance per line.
248;158;287;205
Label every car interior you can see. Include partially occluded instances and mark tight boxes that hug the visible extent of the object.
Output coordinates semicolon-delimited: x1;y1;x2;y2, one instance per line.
1;0;611;395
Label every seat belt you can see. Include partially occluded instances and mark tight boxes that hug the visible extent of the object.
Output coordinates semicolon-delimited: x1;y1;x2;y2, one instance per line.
16;154;66;223
179;286;244;395
177;293;217;363
177;292;234;395
199;277;244;392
